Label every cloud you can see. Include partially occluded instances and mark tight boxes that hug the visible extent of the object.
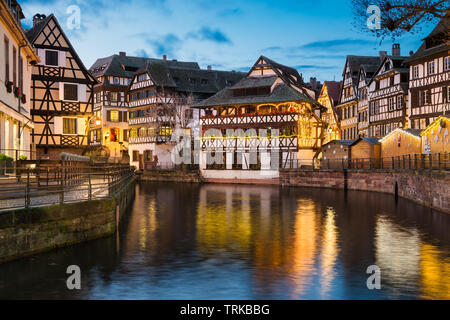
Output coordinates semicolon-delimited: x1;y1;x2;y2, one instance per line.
298;39;374;50
294;65;337;70
146;34;181;57
187;27;232;44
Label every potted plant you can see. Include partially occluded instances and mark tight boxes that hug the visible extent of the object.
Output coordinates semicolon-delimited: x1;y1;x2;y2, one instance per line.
14;86;20;98
21;94;26;104
5;81;13;93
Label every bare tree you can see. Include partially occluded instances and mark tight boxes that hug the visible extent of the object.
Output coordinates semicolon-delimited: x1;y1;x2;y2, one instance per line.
143;87;195;143
352;0;449;40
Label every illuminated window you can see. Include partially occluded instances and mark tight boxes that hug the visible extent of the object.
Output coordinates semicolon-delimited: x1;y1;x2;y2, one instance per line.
110;111;119;122
63;118;77;134
159;126;172;136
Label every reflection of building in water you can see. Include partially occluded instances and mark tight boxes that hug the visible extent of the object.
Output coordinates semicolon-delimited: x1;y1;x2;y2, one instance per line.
420;243;450;300
319;207;339;298
375;215;421;294
196;185;258;254
288;199;319;297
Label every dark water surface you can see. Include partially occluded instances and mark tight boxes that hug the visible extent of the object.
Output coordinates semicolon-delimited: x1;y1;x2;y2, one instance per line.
0;182;449;300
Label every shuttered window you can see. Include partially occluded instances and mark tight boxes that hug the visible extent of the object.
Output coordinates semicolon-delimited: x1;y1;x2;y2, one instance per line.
64;84;78;101
45;50;58;66
4;37;9;83
132;151;139;162
63;118;77;134
123;129;128;142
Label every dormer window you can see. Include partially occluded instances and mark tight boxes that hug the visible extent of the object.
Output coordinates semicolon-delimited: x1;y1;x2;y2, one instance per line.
137;74;147;82
201;79;208;85
384;61;391;71
45;50;58;66
226;80;233;86
189;78;196;85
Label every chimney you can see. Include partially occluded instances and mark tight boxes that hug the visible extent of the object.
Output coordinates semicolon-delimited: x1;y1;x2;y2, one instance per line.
379;51;387;59
392;43;400;57
119;52;126;57
163;55;167;61
207;65;212;71
33;14;46;27
310;77;317;90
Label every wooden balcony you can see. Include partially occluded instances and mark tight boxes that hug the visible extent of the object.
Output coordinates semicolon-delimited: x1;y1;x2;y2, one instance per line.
129;116;174;126
201;113;298;128
201;136;299;151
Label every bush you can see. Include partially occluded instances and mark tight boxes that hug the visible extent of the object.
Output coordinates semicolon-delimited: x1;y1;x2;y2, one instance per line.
19;155;27;160
0;154;6;160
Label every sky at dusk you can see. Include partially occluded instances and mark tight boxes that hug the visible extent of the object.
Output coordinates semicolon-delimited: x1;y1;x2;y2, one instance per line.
20;0;436;82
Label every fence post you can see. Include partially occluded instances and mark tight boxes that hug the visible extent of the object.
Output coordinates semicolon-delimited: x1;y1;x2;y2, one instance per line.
438;153;441;172
88;169;92;201
25;169;30;208
59;167;64;205
429;154;432;173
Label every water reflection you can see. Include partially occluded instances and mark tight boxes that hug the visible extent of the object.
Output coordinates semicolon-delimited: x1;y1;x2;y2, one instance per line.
0;182;448;300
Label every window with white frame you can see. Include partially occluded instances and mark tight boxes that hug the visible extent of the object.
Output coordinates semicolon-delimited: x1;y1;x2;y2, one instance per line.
445;56;450;71
428;61;435;75
413;65;419;79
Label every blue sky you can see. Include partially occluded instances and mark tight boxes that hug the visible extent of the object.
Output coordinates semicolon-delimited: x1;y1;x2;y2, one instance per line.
20;0;435;82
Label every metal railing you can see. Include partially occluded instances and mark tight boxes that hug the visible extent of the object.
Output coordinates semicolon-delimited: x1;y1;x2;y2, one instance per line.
282;153;450;172
0;161;134;211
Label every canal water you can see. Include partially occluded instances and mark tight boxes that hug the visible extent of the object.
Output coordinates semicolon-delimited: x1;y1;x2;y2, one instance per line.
0;182;449;300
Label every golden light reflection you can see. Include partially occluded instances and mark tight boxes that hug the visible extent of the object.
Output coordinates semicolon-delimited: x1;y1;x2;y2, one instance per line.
319;207;339;298
375;215;421;294
139;196;157;252
420;243;450;300
288;199;318;297
196;189;252;254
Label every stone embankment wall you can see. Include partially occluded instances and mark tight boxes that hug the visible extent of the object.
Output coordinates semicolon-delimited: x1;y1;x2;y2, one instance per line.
280;170;449;214
139;170;203;183
0;178;136;263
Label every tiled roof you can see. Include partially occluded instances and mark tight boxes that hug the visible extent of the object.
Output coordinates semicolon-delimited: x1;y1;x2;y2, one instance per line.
89;55;201;78
24;14;53;43
323;140;355;147
353;137;380;145
323;81;342;105
194;82;316;108
232;76;277;89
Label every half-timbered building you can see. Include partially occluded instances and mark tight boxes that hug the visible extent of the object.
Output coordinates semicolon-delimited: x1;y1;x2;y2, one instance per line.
336;55;380;140
25;14;96;160
368;48;409;138
88;53;188;162
127;58;244;169
0;0;39;159
405;18;450;130
194;56;326;182
317;81;342;144
356;64;377;137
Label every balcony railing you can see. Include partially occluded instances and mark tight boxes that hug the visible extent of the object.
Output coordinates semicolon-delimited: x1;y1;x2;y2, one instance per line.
129;116;174;126
201;113;298;127
201;136;300;150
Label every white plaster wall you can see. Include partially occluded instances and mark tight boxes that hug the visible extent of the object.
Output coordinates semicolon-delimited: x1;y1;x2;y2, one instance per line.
201;169;279;181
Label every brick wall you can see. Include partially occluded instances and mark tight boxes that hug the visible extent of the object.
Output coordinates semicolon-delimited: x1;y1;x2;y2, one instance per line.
281;170;450;214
